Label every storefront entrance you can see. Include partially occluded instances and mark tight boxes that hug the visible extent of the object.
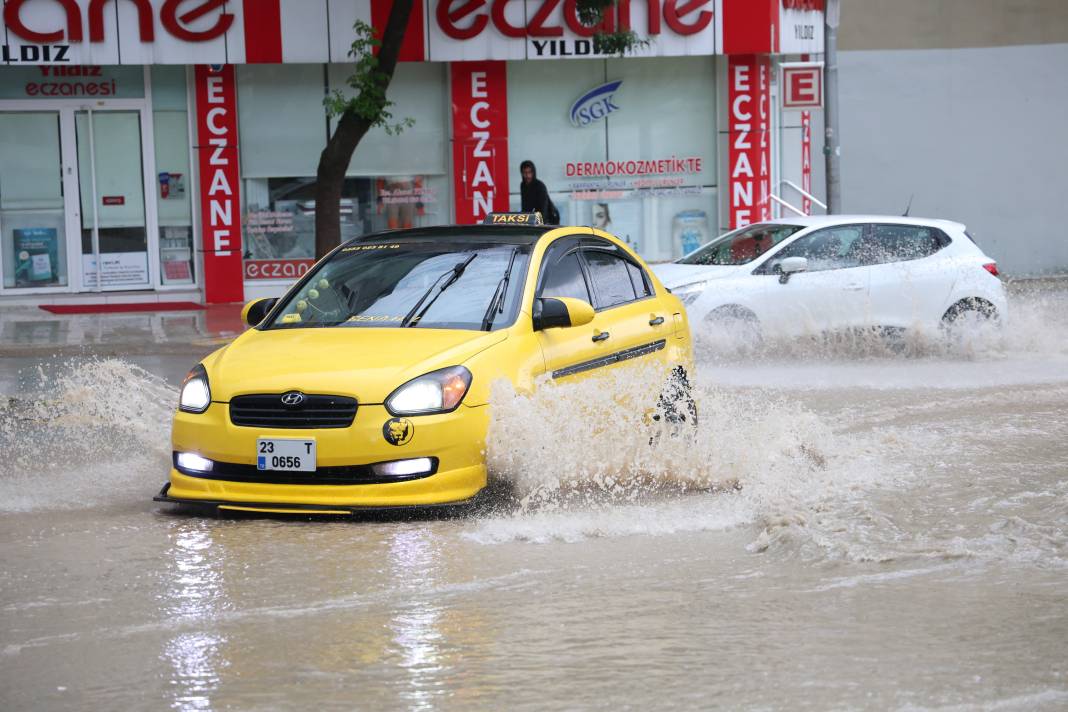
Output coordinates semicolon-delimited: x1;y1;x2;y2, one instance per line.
0;98;162;295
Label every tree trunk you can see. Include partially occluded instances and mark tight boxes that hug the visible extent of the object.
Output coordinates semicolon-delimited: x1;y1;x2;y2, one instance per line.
314;0;415;259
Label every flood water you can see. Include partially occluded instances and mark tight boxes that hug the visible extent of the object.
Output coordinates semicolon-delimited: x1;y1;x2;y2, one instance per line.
2;283;1067;711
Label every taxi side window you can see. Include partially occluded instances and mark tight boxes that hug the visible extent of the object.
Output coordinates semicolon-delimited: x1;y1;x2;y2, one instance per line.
583;249;641;309
540;250;592;303
626;260;653;299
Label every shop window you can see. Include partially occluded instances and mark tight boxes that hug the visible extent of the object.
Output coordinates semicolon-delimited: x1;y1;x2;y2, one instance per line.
242;175;447;280
238;63;450;281
151;66;195;285
327;63;448;176
237;65;327;179
507;57;717;262
1;112;69;289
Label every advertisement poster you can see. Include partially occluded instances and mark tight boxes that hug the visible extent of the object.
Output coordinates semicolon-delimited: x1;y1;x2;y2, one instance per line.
13;227;60;287
82;252;149;288
589;200;642;253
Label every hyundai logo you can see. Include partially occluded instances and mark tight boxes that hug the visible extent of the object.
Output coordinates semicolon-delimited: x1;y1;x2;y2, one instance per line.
280;391;306;407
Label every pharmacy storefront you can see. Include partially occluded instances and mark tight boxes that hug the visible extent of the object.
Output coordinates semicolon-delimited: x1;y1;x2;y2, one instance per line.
0;0;823;305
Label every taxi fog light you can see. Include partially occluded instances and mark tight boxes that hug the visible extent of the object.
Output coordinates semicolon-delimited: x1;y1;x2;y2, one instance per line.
177;452;213;473
372;458;434;478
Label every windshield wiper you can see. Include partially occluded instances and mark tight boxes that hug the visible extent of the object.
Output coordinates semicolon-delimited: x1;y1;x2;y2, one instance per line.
480;247;519;331
401;253;477;328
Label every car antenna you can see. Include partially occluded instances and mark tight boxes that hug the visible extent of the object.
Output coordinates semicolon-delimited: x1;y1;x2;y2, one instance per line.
902;194;914;217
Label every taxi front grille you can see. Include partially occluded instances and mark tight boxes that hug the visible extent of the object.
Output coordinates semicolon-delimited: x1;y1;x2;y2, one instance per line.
229;394;357;429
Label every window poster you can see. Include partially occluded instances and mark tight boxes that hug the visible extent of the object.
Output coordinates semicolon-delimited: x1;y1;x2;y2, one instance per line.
589;200;642;254
82;252;149;288
13;227;60;287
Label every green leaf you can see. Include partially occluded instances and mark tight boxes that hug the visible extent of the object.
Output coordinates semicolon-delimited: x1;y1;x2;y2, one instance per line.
323;19;415;134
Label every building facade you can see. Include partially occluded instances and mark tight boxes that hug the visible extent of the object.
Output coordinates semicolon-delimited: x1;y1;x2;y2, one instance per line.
835;0;1068;276
0;0;825;305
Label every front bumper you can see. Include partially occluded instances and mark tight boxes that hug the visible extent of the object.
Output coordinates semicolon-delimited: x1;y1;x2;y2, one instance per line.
161;401;490;509
153;483;482;516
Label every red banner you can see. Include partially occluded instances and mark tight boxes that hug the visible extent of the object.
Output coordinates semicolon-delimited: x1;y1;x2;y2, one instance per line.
727;55;771;228
244;259;314;281
450;61;509;224
801;110;812;215
194;64;243;303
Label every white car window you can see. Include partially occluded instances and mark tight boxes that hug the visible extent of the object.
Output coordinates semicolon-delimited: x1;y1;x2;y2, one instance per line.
859;225;948;264
679;223;804;266
758;225;866;273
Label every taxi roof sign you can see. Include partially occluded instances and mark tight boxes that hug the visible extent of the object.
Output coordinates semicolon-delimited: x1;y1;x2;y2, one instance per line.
483;212;543;226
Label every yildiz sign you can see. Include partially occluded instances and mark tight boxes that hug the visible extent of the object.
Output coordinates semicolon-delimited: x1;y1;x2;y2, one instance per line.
570;80;623;127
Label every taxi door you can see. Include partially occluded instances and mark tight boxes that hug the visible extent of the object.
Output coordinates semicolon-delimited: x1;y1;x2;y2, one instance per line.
535;236;674;381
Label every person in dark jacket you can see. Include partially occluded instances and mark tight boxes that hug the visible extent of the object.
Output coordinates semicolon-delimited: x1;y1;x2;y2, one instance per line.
519;160;558;224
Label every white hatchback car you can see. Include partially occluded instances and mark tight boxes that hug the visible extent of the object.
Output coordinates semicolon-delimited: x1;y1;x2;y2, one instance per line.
652;216;1007;339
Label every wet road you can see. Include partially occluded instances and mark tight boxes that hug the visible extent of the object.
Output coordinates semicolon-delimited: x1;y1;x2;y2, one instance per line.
2;283;1067;711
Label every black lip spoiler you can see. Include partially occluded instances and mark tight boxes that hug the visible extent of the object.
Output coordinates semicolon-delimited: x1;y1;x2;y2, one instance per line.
152;483;481;518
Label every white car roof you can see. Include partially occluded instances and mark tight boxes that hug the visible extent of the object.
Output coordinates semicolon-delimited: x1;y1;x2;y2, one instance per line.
760;214;967;232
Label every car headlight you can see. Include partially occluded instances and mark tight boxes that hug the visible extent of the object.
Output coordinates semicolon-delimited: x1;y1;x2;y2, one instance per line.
673;282;708;306
386;366;472;415
179;364;211;413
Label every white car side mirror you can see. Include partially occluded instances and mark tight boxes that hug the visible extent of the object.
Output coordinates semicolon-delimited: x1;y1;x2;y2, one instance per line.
779;256;808;284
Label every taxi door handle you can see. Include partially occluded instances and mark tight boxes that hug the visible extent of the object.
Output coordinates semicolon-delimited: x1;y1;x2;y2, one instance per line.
592;331;610;342
649;316;665;326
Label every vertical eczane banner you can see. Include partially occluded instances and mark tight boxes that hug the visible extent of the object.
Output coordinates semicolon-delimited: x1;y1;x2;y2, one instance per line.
194;64;243;303
450;61;510;224
801;110;812;215
727;54;771;228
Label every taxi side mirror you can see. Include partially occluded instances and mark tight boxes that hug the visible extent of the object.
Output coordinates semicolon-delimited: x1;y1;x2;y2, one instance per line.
241;297;278;327
533;297;596;331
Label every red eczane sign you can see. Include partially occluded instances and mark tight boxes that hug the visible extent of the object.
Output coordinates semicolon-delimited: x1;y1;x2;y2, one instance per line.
451;61;510;224
782;63;823;109
727;55;770;228
194;65;243;304
244;259;315;281
435;0;713;40
801;110;812;215
2;0;234;44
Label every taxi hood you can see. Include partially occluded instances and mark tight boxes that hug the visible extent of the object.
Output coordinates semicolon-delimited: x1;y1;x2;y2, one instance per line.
204;327;508;404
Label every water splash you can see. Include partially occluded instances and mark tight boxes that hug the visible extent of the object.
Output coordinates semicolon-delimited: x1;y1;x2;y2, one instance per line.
0;358;175;511
470;364;895;546
691;281;1068;363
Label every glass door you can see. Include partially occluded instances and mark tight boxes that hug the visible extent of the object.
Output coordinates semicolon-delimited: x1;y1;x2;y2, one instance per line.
75;109;151;291
0;111;71;291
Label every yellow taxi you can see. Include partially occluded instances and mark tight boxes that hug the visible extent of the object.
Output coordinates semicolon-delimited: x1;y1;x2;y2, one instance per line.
155;214;693;515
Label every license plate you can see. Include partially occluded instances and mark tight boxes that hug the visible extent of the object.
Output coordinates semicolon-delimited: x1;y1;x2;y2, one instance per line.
257;438;316;472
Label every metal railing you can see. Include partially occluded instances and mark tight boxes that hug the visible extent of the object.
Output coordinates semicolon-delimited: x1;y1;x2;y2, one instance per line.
781;180;828;210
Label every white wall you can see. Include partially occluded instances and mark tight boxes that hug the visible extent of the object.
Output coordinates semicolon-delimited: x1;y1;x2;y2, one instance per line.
837;43;1068;276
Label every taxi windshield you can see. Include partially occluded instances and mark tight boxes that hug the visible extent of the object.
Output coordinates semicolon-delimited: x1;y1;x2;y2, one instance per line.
678;223;804;265
264;241;531;331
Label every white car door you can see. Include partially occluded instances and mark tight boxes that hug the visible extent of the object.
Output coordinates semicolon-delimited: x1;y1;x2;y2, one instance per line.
862;223;956;329
750;224;872;336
